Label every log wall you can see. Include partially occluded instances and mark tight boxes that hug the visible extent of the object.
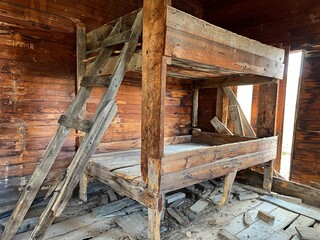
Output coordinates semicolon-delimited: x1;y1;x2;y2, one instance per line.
0;0;203;210
205;0;320;185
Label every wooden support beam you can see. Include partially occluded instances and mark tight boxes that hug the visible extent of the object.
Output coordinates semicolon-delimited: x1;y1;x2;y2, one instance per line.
80;75;111;87
102;30;132;48
217;170;237;210
210;116;233;135
229;105;244;136
76;25;88;203
274;46;290;172
192;86;199;127
148;196;164;240
223;87;256;137
141;0;167;193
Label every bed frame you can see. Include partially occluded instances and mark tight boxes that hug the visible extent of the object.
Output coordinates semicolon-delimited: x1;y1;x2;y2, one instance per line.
83;4;284;240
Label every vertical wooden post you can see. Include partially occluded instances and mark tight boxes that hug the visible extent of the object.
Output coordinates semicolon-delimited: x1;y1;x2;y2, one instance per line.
274;46;290;172
76;24;89;203
217;171;237;210
142;2;167;239
257;83;278;191
192;86;199;127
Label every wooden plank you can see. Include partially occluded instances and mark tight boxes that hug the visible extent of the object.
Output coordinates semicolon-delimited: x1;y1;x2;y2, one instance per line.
237;192;259;201
86;162;155;208
236;207;298;239
274;46;290;171
92;198;135;217
58;115;92;133
116;212;148;240
190;199;209;214
165;27;284;79
229;105;244;136
296;226;320;240
223;87;256;137
163;136;277;174
260;195;320;221
265;230;290;240
166;6;284;63
217;171;237;210
271;192;302;204
285;215;315;238
257;210;275;223
80;76;111;87
102;30;132;48
191;131;254;145
237;169;320;208
199;75;278;88
218;229;240;240
210;117;233;135
161;148;277;193
192;86;199;127
167;207;189;224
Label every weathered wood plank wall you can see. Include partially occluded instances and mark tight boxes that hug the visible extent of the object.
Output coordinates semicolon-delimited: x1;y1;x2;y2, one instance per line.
204;0;320;185
0;0;203;210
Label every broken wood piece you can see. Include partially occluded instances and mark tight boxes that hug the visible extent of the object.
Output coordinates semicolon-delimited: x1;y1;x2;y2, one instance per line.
165;192;186;204
243;211;253;226
210;116;233;135
271;192;302;204
260;195;320;221
116;212;148;240
107;189;118;202
190;199;209;214
167;207;189;225
237;192;259;201
92;198;135;217
257;210;275;223
229;105;244;136
218;228;240;240
217;171;237;210
296;226;320;240
169;198;185;208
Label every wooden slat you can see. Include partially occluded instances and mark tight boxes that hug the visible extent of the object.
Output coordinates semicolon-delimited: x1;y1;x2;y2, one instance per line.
166;6;284;63
191;131;254;145
223;87;256;137
101;30;132;48
80;76;111;87
192;86;199;127
165;27;284;79
161;148;277;193
274;46;290;171
163;137;277;174
210;117;233;135
229;105;244;136
260;195;320;221
58;115;92;133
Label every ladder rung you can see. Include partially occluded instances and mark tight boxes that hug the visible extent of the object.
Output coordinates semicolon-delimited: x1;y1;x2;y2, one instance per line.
102;30;132;48
80;76;111;87
58;115;92;133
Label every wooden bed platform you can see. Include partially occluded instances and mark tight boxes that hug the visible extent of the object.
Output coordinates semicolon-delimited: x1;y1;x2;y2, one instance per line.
79;4;285;239
86;132;277;208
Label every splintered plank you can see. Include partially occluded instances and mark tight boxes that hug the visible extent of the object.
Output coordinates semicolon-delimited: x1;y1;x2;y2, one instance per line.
236;207;298;240
225;201;278;235
92;198;135;217
113;165;141;182
296;226;320;240
116;212;148;240
260;195;320;221
285;215;315;238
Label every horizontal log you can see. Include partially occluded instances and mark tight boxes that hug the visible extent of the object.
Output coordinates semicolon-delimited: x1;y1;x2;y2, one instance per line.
191;131;255;145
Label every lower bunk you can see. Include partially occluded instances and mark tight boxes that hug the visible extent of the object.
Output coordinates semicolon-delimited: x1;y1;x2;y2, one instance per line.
86;131;277;209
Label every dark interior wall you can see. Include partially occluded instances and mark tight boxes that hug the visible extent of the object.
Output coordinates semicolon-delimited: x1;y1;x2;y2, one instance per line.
204;0;320;185
0;0;205;210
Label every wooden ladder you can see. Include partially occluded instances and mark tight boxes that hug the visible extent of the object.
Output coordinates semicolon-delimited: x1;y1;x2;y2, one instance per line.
1;10;142;240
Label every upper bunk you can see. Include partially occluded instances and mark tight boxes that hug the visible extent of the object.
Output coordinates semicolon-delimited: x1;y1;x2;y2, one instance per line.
84;6;285;86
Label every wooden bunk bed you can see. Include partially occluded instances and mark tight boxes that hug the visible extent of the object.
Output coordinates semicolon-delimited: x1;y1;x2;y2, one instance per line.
83;4;284;240
1;2;285;240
